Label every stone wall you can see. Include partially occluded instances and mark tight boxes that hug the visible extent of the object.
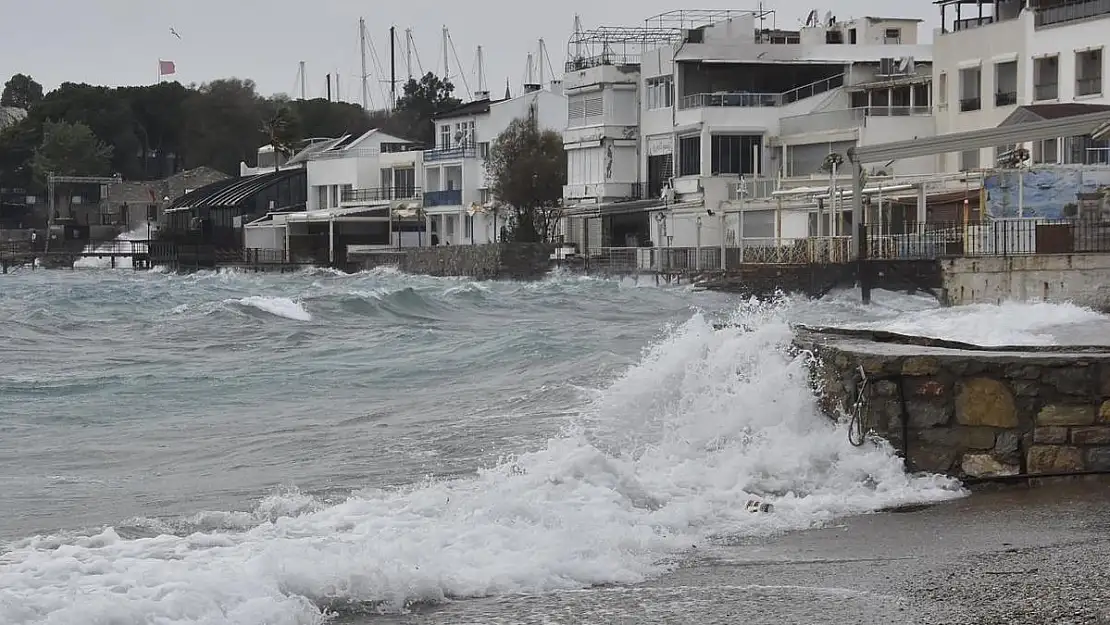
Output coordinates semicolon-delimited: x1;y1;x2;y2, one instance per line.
941;254;1110;312
794;326;1110;480
350;243;553;280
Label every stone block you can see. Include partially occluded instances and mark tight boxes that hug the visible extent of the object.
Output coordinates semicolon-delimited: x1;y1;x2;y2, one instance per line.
961;453;1020;478
1003;364;1042;380
1101;365;1110;397
1070;426;1110;445
1037;404;1095;426
908;378;947;398
1100;401;1110;423
994;430;1023;463
1010;381;1040;397
908;446;959;475
955;378;1018;428
1034;426;1069;444
1026;445;1085;474
874;380;897;397
902;357;940;376
1043;366;1092;396
1086;447;1110;471
905;400;952;428
916;427;996;451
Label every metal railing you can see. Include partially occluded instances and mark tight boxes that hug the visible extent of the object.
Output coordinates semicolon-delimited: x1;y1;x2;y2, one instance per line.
307;147;382;161
565;53;641;72
778;106;931;136
864;219;1110;260
1034;82;1059;101
424;146;477;162
424;189;463;207
580;238;853;273
1035;0;1110;27
341;187;422;203
959;97;981;112
1077;77;1103;97
995;91;1018;106
679;73;845;110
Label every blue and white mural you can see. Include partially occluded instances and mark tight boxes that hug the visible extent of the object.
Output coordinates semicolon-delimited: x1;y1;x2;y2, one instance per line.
983;166;1110;219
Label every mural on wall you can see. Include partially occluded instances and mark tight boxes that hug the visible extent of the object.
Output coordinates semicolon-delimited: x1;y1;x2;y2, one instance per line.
983;166;1110;219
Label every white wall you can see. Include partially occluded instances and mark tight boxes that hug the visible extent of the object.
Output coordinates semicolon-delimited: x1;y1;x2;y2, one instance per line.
860;114;938;175
1029;19;1110;105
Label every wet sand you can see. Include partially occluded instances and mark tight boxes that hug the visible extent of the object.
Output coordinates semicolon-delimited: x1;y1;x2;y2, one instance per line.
354;477;1110;624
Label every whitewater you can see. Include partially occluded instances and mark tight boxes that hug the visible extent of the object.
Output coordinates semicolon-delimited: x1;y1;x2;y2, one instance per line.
0;266;1106;624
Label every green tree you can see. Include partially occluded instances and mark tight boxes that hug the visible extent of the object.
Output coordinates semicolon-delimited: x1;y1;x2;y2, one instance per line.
485;107;566;243
261;101;301;167
183;78;267;174
30;119;113;180
1;74;44;109
31;82;142;179
291;98;372;140
0;119;39;189
388;72;463;145
121;82;191;178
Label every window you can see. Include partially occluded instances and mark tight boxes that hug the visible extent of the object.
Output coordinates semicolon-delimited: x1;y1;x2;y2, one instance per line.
1076;48;1103;96
994;61;1018;106
568;94;603;126
464;214;474;239
678;135;701;176
146;204;157;222
646;76;674;109
883;28;901;44
938;72;947;106
393;168;416;197
960;149;980;170
568;95;585;126
959;66;981;112
440;124;451;148
479;142;490;159
584;95;603;121
1033;55;1059;101
1033;138;1058;164
710;135;762;175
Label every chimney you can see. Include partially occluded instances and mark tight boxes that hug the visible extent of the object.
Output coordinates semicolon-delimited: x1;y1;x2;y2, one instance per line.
523;83;542;93
549;80;563;96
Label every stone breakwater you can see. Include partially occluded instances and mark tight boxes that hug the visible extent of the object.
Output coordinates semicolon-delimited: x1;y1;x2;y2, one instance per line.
348;243;554;280
793;326;1110;480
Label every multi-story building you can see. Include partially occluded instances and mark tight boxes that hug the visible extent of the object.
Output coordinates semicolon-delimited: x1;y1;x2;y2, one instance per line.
423;85;567;245
561;9;938;252
933;0;1110;169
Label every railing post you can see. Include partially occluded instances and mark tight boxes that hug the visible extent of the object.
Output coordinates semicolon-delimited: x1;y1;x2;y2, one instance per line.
858;220;871;305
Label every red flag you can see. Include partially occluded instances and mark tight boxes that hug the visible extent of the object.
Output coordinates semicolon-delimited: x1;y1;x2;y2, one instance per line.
159;60;176;76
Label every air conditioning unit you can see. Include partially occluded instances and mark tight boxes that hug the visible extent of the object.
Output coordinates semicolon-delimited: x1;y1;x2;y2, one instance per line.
878;57;896;76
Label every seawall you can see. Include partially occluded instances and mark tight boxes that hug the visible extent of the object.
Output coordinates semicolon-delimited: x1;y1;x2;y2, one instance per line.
941;253;1110;312
348;243;554;280
793;326;1110;481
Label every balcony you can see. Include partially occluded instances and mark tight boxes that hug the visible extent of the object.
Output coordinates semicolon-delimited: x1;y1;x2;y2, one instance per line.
424;146;477;162
341;186;422;204
1035;0;1110;27
1034;82;1059;101
995;91;1018;106
424;189;462;207
778;106;931;136
678;74;845;110
959;97;982;112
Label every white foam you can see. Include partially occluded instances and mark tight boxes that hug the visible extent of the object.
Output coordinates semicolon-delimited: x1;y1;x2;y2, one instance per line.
229;296;313;321
72;226;153;270
0;299;963;624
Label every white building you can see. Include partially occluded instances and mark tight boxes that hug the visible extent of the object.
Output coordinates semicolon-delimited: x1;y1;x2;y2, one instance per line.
561;8;939;256
932;0;1110;170
424;85;568;245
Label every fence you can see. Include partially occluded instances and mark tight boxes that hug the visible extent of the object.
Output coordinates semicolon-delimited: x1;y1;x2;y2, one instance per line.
864;219;1110;260
580;237;852;273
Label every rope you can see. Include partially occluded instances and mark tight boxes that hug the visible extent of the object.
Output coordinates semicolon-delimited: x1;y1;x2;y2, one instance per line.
848;364;869;447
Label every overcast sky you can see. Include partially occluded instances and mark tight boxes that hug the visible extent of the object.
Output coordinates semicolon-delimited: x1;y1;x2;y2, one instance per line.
2;0;936;109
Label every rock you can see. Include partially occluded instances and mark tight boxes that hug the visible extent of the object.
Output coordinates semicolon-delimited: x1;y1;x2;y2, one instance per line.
902;357;940;376
955;378;1018;428
1085;447;1110;471
1101;366;1110;397
994;430;1023;463
1037;404;1095;426
1034;426;1070;445
1003;364;1041;380
1011;381;1040;397
961;453;1020;478
1070;426;1110;445
908;445;959;474
875;380;897;397
909;378;948;398
1026;445;1085;474
1100;401;1110;423
906;400;952;428
1043;366;1092;396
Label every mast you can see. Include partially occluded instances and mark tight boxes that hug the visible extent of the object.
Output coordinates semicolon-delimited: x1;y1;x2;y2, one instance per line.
442;26;449;81
526;53;534;85
359;18;368;109
390;26;397;109
477;46;485;92
538;39;545;85
326;73;332;101
406;28;413;79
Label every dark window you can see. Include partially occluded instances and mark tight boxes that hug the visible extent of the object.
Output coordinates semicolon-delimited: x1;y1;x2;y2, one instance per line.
678;136;701;176
647;154;674;198
710;135;762;175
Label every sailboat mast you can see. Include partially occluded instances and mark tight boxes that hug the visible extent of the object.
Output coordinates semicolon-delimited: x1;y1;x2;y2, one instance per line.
390;26;397;109
359;18;368;109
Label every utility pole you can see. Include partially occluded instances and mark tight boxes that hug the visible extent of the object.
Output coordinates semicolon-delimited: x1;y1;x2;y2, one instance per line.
359;18;369;110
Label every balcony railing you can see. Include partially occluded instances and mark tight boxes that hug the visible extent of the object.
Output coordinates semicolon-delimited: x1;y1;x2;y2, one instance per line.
424;145;477;162
424;189;463;207
341;186;422;204
995;91;1018;106
1035;0;1110;27
864;219;1110;260
959;97;982;112
678;73;845;110
1034;82;1059;100
1077;76;1103;96
778;106;931;136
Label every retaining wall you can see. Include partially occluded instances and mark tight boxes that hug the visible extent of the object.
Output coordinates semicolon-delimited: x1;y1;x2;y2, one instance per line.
794;326;1110;480
942;254;1110;312
349;243;554;280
